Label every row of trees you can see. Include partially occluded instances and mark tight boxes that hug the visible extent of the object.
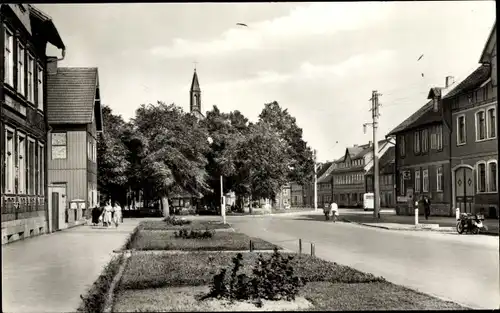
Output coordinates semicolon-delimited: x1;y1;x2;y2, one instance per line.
97;101;315;215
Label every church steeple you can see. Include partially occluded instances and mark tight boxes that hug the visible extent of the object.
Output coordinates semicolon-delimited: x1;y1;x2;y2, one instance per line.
190;68;203;119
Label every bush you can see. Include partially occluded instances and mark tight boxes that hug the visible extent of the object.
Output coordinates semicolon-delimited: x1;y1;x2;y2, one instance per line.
78;254;124;312
163;216;192;226
204;248;304;307
174;228;215;239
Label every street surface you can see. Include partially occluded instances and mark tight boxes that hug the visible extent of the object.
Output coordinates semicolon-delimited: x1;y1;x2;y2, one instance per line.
2;219;142;313
227;209;500;310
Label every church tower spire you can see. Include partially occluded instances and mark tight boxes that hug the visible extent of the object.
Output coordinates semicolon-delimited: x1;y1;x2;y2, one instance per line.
190;67;203;119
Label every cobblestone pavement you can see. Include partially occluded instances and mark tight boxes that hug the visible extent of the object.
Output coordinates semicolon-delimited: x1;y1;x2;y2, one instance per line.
2;218;146;313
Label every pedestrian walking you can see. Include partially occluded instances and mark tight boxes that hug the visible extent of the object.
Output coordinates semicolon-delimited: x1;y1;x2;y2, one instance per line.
330;201;339;223
424;196;431;220
113;202;122;227
91;206;100;226
323;203;331;221
103;201;113;227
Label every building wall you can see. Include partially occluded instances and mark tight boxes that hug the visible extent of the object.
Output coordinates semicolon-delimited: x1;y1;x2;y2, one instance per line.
395;122;452;216
47;128;89;224
317;181;332;208
365;173;396;207
290;182;303;207
1;7;51;244
449;78;498;217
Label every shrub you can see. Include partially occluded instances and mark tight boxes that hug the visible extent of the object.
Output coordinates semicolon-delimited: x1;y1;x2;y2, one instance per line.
163;216;192;226
204;248;304;307
174;228;215;239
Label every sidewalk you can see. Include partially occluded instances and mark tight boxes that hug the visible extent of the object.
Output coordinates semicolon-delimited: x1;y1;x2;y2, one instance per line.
341;213;499;235
1;218;141;313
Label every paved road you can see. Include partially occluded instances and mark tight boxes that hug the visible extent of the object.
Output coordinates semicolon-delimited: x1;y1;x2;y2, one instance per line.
2;219;143;313
227;211;500;310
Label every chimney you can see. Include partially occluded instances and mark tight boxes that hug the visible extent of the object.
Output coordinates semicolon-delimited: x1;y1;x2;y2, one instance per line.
353;144;358;147
445;76;455;88
47;56;58;75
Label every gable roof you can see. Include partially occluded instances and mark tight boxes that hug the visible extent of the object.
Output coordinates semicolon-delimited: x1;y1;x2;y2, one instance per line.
317;161;333;179
191;70;200;92
47;67;100;126
480;21;496;64
442;64;491;100
366;146;395;174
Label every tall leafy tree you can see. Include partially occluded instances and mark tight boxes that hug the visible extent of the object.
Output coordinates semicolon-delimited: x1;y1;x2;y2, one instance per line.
132;102;210;216
97;105;130;205
258;101;314;186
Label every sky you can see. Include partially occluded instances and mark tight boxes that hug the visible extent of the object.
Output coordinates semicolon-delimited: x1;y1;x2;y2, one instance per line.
38;2;496;162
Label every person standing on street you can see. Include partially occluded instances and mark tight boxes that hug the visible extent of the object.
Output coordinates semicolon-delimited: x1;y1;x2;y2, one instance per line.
323;203;331;221
103;201;113;227
330;201;339;223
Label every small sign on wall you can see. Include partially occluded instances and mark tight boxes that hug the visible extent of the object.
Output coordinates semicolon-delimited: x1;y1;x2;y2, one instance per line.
70;202;78;209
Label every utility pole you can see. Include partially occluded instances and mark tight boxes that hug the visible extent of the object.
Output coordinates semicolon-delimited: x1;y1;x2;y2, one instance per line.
364;90;382;219
220;175;226;224
313;149;318;210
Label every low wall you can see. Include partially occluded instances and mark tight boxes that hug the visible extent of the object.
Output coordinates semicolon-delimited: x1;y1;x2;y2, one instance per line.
2;211;47;245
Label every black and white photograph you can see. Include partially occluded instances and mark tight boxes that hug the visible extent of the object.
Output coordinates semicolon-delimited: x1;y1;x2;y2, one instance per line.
0;1;498;312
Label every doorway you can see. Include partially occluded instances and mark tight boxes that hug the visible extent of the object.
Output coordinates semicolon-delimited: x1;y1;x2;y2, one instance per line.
48;184;67;231
455;167;474;213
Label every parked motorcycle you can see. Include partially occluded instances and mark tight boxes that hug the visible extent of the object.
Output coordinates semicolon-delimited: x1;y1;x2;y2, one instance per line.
456;213;488;234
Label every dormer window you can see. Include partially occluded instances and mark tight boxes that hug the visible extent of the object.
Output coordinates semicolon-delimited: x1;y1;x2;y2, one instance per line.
432;97;439;112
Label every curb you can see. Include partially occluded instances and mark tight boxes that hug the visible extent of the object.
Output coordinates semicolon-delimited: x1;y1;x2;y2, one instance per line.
103;252;130;313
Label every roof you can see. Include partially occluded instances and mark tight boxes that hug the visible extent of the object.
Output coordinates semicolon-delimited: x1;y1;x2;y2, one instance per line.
47;67;100;125
191;70;200;92
347;146;363;158
28;5;65;49
366;146;395;174
442;64;491;100
317;161;333;179
480;21;496;64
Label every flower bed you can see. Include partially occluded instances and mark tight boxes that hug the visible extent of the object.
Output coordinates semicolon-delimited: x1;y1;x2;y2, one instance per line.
126;230;279;251
113;251;466;311
139;219;232;231
118;252;384;290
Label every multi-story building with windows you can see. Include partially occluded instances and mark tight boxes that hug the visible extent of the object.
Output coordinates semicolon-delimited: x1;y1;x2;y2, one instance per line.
388;78;456;216
332;140;391;207
443;22;497;218
290;181;303;207
46;65;103;231
1;4;65;244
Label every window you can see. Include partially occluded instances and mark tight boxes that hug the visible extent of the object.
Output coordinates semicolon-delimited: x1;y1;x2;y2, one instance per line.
436;125;443;150
457;115;466;145
37;65;44;110
27;54;34;102
17;133;26;194
487;107;496;139
27;138;36;195
38;143;45;195
398;135;406;157
422;169;429;192
414;131;421;154
51;133;67;159
4;27;14;86
399;172;405;196
93;138;97;162
414;169;421;192
476;110;486;141
432;98;439;111
488;160;497;192
436;166;443;192
17;42;25;95
5;127;15;193
477;162;486;193
421;129;428;153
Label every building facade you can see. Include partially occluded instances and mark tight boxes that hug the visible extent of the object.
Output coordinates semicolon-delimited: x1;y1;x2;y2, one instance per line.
332;141;391;207
46;66;103;232
1;4;65;244
388;81;455;216
444;22;498;218
190;68;203;120
317;161;335;208
290;181;303;207
365;146;396;208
